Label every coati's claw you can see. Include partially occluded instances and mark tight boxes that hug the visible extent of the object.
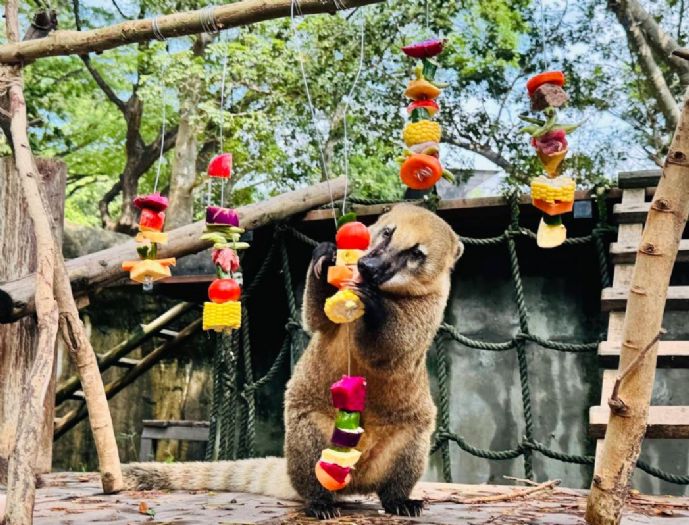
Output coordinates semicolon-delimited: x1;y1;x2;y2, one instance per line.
383;499;424;517
311;242;337;281
305;501;339;520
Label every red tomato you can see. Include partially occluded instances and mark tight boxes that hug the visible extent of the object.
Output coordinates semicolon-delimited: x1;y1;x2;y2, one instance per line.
208;278;241;303
336;221;370;250
139;208;165;232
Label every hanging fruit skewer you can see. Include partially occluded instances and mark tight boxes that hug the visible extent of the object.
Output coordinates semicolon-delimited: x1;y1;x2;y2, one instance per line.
519;71;580;248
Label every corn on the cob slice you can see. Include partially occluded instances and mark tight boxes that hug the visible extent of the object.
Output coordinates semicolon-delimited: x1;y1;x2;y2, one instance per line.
203;301;241;331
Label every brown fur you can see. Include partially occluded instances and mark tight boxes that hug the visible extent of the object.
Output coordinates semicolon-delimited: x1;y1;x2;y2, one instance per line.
285;204;462;514
123;204;462;517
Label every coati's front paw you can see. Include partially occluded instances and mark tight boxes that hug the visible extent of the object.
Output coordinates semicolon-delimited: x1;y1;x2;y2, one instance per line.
304;500;340;520
311;241;336;280
382;498;424;517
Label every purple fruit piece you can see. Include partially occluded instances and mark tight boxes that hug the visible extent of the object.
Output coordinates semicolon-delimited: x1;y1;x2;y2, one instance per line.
331;426;363;448
133;192;169;212
331;375;366;412
206;206;240;226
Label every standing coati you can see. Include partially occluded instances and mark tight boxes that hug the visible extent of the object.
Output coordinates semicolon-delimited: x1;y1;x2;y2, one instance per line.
123;203;463;519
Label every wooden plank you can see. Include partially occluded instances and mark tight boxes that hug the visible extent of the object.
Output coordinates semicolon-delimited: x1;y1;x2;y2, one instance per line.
613;202;651;224
601;286;689;311
610;239;689;264
142;419;209;428
599;341;689;368
303;189;602;222
589;406;689;438
140;425;209;442
617;170;662;189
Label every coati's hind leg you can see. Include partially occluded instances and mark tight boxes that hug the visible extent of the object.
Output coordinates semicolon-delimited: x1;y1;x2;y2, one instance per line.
376;438;428;517
285;413;338;519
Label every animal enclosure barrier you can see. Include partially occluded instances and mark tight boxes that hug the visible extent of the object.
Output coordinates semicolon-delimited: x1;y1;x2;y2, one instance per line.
203;192;689;486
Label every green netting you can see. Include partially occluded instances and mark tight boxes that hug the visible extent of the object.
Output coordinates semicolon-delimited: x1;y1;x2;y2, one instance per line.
205;192;689;485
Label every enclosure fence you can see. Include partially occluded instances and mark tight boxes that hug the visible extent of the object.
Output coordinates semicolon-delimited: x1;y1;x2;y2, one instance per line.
204;192;689;485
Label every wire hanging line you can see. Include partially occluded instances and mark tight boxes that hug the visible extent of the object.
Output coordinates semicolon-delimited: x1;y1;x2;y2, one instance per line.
538;0;548;70
200;5;220;34
290;0;368;226
152;23;169;193
341;8;366;214
219;37;229;207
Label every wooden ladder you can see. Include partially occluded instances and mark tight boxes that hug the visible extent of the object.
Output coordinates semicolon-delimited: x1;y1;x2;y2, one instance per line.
590;169;689;466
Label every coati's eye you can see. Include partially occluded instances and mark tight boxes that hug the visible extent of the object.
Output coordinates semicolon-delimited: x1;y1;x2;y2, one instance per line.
381;226;394;239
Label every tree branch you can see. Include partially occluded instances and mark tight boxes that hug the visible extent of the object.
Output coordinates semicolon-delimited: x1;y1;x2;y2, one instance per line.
0;0;385;63
610;0;680;131
623;0;689;88
444;137;514;173
80;55;127;114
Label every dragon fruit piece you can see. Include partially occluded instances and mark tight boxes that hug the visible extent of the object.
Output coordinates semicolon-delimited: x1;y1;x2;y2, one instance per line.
212;248;240;273
206;206;240;226
330;375;367;412
532;129;568;156
133;192;169;212
318;461;351;484
401;38;446;59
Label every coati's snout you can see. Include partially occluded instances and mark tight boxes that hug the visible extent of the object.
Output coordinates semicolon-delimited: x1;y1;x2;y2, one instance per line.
357;203;463;296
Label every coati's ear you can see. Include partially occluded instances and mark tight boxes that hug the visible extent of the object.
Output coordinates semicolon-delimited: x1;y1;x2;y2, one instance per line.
454;234;465;262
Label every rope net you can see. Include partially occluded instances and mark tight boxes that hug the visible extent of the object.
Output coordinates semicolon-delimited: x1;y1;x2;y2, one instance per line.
204;192;689;485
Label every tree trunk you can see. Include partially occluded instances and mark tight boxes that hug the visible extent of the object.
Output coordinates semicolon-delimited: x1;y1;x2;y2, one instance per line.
167;36;208;229
0;158;65;482
585;89;689;525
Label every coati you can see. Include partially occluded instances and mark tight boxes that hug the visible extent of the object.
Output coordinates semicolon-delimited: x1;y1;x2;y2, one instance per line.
124;203;463;519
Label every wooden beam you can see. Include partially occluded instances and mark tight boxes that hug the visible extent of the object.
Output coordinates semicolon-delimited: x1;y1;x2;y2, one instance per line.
0;0;385;64
610;239;689;263
0;177;346;323
617;169;662;189
589;406;689;438
54;318;201;439
613;201;651;223
601;285;689;311
56;302;194;404
586;89;689;524
598;340;689;368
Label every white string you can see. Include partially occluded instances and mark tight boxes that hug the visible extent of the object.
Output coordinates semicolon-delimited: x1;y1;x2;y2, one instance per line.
341;9;365;214
539;0;547;70
219;36;229;207
153;55;168;192
290;0;337;228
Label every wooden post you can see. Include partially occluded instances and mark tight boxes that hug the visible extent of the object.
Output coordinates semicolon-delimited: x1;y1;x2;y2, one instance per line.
0;158;65;479
585;90;689;524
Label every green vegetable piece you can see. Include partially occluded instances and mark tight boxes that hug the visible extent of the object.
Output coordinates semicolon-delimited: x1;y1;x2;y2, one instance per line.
205;224;245;235
442;169;455;183
214;242;250;250
336;212;358;229
200;232;228;245
335;410;360;430
421;58;438;81
136;245;149;259
543;214;563;226
410;107;431;123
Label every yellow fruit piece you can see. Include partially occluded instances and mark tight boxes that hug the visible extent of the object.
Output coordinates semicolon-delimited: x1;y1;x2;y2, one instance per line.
536;218;567;249
124;259;175;283
404;78;441;100
203;301;241;332
336;249;364;266
136;231;168;244
530;175;575;203
324;289;365;324
320;448;362;468
403;120;442;147
537;148;568;176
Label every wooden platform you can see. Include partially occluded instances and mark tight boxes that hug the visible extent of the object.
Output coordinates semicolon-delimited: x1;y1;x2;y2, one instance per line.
3;472;687;524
